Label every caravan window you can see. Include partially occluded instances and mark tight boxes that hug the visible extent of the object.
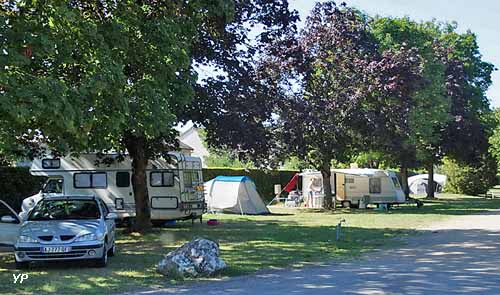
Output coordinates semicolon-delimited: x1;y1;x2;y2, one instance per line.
74;172;107;189
150;171;174;187
42;159;60;169
369;178;381;194
116;172;130;187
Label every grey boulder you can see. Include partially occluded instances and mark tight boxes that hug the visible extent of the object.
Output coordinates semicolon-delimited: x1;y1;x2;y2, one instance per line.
157;238;226;278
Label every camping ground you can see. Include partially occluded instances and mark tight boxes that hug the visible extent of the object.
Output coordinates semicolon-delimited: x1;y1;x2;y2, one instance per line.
1;194;500;295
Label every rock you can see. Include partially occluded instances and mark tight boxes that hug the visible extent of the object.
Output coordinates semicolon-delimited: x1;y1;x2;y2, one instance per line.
157;238;226;278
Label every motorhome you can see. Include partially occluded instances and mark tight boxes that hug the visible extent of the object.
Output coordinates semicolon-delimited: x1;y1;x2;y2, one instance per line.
24;152;205;224
300;169;406;208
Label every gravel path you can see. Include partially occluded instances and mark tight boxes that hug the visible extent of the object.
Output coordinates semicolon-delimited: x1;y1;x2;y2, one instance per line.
130;210;500;295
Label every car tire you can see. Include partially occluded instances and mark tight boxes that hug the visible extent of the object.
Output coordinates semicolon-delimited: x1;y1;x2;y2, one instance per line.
108;242;116;257
95;246;108;268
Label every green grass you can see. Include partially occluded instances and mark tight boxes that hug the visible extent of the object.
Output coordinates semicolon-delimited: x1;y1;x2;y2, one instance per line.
1;194;499;295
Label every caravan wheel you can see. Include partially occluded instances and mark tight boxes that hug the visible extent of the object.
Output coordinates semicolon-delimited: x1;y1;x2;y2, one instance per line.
341;201;351;208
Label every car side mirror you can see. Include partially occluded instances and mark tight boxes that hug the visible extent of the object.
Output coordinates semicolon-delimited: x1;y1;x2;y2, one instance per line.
105;213;118;220
1;215;17;224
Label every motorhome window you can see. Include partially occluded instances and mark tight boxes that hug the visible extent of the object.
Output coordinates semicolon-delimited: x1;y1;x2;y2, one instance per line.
42;179;63;194
163;172;174;186
116;172;130;187
392;177;401;188
42;159;60;169
192;172;200;184
183;171;193;188
92;173;107;188
345;178;355;184
74;172;107;188
150;171;174;187
369;178;381;194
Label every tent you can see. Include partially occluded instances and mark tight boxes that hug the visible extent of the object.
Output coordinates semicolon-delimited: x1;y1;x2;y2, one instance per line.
408;174;447;195
204;176;270;215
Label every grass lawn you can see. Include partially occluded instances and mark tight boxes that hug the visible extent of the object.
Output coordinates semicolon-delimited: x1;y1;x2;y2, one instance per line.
1;194;499;295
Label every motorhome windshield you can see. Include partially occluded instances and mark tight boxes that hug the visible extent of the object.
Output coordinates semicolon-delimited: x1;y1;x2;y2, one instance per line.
42;179;63;194
29;199;100;221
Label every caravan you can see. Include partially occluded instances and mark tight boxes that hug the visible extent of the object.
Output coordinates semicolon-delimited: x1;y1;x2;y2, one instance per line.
300;169;406;208
23;152;205;224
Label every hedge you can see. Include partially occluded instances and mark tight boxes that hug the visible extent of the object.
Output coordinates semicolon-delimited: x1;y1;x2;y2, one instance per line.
442;156;498;196
202;168;298;202
0;167;297;210
0;167;46;211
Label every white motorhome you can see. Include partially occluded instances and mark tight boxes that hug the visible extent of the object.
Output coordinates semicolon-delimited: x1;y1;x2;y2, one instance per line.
24;152;205;224
300;169;406;208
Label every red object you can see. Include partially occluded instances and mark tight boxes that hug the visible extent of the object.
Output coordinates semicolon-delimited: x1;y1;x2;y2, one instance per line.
207;219;220;226
283;173;299;193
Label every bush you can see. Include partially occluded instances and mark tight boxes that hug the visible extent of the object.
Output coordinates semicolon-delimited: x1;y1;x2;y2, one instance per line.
442;156;497;196
203;168;298;202
0;167;46;211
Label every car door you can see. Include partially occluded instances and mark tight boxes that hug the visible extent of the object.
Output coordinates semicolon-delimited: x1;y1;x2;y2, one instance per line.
0;200;21;251
100;200;115;244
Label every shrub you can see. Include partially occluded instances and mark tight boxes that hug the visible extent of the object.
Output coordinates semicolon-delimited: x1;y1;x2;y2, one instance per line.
442;156;497;196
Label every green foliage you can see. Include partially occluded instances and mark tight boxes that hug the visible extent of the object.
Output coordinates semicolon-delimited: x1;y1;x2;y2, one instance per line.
0;167;46;210
204;150;255;169
202;168;297;201
488;108;500;166
442;157;497;195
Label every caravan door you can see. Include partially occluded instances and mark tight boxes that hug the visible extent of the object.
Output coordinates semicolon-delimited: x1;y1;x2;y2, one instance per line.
335;173;346;200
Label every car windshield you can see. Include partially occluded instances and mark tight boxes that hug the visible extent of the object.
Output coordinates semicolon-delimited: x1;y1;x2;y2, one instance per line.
29;199;100;221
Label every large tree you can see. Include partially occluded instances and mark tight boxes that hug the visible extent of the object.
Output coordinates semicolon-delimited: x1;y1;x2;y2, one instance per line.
0;0;297;231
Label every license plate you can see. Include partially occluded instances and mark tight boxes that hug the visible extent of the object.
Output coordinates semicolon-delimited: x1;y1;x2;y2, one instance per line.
41;246;71;253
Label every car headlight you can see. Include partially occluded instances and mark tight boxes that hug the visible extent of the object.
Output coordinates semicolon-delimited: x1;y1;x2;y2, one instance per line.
75;233;104;242
18;235;38;243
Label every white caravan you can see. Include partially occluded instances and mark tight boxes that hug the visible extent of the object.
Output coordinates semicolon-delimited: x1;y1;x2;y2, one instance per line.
24;153;205;224
300;169;406;208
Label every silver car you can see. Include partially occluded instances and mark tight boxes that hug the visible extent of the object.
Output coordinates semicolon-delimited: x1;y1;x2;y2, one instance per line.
0;195;117;268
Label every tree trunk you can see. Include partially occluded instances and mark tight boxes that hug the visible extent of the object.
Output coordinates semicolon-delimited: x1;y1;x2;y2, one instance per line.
125;136;152;232
426;163;435;200
400;165;410;199
321;160;335;210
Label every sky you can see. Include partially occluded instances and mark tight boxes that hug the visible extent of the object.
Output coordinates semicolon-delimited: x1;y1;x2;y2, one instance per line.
289;0;500;107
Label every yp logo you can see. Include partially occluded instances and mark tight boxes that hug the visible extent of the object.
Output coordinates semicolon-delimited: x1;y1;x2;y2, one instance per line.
13;273;29;284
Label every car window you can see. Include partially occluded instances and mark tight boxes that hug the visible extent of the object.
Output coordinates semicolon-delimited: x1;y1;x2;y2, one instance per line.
100;200;109;216
29;199;100;221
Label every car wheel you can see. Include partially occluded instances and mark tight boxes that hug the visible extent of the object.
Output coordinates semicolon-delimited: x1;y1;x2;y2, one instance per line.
108;242;116;257
95;246;108;268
